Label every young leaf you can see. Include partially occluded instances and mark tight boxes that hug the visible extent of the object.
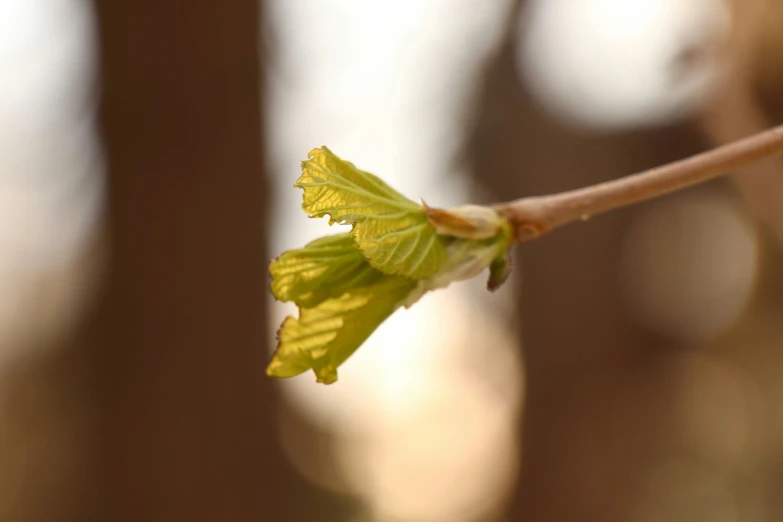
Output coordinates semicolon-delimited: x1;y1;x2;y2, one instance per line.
296;147;447;279
270;233;383;308
267;273;417;384
487;248;512;291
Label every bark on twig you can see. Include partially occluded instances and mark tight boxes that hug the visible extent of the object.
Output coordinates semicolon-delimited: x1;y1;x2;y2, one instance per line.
493;124;783;242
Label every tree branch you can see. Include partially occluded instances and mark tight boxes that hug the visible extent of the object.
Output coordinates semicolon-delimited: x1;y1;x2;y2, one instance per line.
493;124;783;242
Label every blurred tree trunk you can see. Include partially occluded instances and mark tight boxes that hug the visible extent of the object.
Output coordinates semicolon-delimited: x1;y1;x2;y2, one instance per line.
94;2;298;520
467;3;783;519
469;42;706;522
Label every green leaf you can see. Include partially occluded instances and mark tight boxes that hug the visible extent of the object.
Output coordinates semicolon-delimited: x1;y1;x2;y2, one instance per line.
270;233;383;308
267;272;417;384
296;147;447;279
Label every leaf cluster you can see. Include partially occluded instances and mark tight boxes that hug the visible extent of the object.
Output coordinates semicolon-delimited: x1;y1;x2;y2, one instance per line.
267;147;512;384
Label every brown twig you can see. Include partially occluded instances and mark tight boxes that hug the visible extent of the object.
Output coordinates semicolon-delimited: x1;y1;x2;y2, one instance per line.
493;124;783;242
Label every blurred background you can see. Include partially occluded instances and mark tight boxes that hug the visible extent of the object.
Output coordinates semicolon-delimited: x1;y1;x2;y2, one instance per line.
1;0;783;521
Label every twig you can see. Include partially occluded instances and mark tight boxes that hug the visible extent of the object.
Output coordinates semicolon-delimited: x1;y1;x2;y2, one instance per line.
493;124;783;242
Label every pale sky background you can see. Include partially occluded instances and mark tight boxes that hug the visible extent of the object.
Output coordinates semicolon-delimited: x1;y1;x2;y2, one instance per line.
0;0;103;367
